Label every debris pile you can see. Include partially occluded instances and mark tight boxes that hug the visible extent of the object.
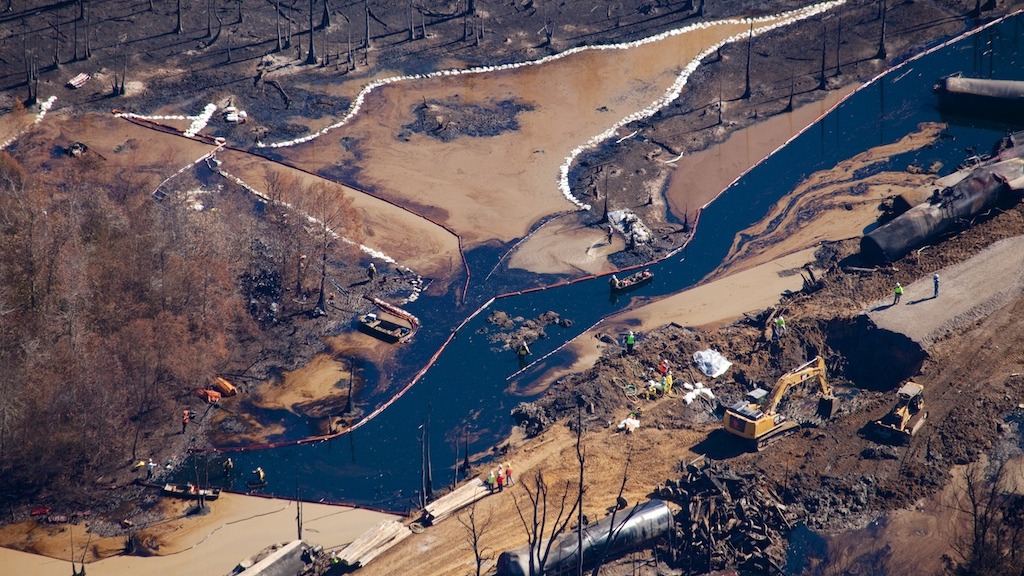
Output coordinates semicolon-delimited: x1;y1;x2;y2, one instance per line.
655;458;797;575
608;209;652;245
333;519;411;569
481;310;573;352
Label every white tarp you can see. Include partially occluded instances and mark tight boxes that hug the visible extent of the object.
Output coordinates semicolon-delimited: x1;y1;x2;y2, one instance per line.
693;349;732;378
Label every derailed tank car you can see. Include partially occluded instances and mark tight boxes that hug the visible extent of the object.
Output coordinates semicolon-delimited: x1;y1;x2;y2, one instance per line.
496;499;673;576
860;162;1021;263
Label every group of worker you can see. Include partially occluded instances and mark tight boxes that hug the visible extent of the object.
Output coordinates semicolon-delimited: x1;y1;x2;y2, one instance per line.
486;463;514;493
646;359;674;398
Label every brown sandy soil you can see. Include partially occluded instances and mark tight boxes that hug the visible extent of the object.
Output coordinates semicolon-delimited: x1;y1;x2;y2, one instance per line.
250;354;350;412
506;213;625;276
0;105;34;145
359;424;707;576
664;85;858;218
213;147;461;281
283;18;781;251
42;113;219;191
0;494;395;576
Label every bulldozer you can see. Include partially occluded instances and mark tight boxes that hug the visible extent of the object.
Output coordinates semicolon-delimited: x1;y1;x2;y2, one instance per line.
723;356;838;451
868;381;927;445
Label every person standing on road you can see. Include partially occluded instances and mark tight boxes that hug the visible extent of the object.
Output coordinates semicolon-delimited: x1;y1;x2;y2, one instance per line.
933;274;940;298
146;459;156;480
607;224;614;245
893;282;904;305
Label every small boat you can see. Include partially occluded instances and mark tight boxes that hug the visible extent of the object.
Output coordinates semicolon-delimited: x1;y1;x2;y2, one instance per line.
358;296;421;344
162;483;221;500
358;312;414;343
609;269;654;292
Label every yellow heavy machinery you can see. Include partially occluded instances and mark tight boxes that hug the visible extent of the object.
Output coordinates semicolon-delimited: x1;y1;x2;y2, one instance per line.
723;356;837;450
868;381;927;445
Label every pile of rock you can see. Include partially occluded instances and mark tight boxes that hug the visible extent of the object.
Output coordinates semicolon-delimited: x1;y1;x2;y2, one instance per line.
655;458;797;575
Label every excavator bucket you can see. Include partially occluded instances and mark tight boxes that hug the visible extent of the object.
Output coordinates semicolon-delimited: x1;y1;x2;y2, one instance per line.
818;396;838;419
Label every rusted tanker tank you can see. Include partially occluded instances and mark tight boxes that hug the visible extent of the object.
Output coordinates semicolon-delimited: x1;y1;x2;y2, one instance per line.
860;162;1020;263
495;499;673;576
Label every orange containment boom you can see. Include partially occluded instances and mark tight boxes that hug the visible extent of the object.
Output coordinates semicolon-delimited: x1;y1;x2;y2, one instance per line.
212;377;238;396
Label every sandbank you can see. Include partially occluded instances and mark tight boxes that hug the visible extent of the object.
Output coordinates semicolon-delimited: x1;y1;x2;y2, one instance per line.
214;148;461;281
665;84;859;221
0;493;395;576
506;213;624;275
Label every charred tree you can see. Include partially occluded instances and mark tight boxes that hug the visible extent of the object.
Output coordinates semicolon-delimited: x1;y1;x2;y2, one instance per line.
275;0;283;51
120;52;127;95
363;0;370;62
23;49;38;107
83;1;91;59
741;23;752;99
305;0;317;64
321;0;330;28
512;470;581;576
876;0;887;60
286;0;294;49
176;0;184;34
458;503;493;576
834;5;843;76
51;13;61;69
818;17;827;90
206;0;212;38
407;1;414;40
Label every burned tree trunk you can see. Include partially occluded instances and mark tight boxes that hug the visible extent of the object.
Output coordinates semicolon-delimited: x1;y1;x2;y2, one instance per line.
275;0;283;51
305;0;317;64
818;17;827;90
83;1;91;59
741;24;752;99
876;0;887;60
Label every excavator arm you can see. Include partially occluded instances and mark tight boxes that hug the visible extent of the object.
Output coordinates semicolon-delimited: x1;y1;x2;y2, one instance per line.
762;356;835;417
723;356;837;449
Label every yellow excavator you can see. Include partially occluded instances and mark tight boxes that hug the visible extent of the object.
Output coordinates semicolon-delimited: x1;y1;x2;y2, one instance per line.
868;381;927;445
723;356;837;450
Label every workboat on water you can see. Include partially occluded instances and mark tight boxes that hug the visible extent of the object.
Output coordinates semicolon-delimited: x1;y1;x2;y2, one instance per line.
358;296;420;343
609;269;654;292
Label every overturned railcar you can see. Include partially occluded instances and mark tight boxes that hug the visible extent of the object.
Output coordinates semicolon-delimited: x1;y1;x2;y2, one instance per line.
496;499;673;576
860;159;1024;263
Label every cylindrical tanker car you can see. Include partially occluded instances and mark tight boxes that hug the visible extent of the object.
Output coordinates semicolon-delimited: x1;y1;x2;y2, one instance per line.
495;499;673;576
